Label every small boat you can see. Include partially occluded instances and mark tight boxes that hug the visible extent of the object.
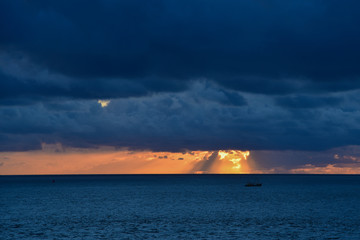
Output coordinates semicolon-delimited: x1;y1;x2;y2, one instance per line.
245;183;262;187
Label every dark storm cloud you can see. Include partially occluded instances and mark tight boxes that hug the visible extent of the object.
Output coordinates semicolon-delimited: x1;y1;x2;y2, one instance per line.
0;67;185;105
1;82;360;153
1;0;360;98
1;0;360;156
275;95;343;109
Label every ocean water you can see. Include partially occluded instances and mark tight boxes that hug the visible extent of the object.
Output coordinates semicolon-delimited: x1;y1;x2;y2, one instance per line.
1;174;360;239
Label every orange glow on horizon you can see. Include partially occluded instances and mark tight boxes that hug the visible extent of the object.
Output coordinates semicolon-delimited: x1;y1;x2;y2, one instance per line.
289;164;360;174
0;144;252;175
4;144;360;175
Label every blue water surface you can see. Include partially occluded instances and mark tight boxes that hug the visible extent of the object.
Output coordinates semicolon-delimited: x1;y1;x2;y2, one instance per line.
1;174;360;239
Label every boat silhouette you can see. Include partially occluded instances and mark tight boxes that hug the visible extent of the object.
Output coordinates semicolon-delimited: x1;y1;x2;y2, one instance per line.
245;177;262;187
245;183;262;187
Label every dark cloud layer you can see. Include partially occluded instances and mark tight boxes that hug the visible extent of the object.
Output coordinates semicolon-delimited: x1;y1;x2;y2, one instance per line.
1;0;360;98
1;82;360;153
1;1;360;156
275;95;343;109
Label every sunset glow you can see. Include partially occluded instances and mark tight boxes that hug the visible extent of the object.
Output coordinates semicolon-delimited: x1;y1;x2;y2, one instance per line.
217;150;250;173
0;144;253;175
3;145;360;175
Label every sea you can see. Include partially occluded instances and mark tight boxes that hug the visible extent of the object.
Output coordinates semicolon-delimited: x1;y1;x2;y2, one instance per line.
1;174;360;239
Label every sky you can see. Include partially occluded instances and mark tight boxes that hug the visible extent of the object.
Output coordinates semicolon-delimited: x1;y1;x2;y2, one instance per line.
1;0;360;174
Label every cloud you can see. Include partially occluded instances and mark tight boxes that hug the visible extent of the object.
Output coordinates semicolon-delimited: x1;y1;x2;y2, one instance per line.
275;95;343;109
1;0;360;101
1;0;360;160
1;81;360;153
288;163;360;174
248;145;360;173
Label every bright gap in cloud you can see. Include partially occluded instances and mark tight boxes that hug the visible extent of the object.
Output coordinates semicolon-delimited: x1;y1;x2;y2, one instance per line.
98;99;111;107
0;145;252;175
